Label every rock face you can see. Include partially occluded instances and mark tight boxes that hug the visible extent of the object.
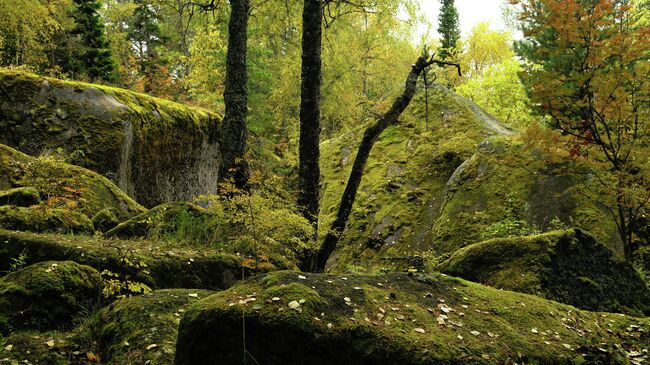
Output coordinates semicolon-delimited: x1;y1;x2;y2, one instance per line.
0;70;221;207
176;271;649;365
319;85;618;271
438;229;650;314
0;261;101;333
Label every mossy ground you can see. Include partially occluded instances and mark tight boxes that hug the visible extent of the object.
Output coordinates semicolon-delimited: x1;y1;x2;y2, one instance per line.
0;206;94;234
82;289;213;364
176;270;649;364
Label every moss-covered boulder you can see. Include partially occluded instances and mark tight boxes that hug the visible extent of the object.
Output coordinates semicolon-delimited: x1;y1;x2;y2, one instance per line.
431;137;618;258
0;143;145;224
0;230;259;290
319;85;516;272
0;186;41;207
81;289;212;364
319;85;621;272
438;229;650;314
0;69;221;207
0;206;94;234
91;208;120;232
0;261;101;333
105;202;208;239
176;271;649;365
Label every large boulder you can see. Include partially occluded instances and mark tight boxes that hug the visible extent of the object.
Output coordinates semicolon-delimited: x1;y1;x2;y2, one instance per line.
87;289;212;364
438;229;650;314
0;261;101;333
176;271;649;365
0;143;145;223
319;85;618;271
431;137;618;257
319;85;516;272
0;69;221;207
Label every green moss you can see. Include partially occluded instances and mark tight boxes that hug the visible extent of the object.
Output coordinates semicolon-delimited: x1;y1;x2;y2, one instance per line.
0;229;261;290
0;69;222;207
0;143;145;223
0;331;79;365
0;261;101;333
438;229;650;315
91;208;119;232
79;289;213;364
319;85;511;273
176;270;649;364
430;137;618;257
0;186;41;207
0;205;94;234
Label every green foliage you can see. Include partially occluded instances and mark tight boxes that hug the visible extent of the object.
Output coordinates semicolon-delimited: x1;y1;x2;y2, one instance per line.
100;248;151;299
6;249;28;274
513;0;650;259
0;0;66;68
456;58;536;128
437;0;461;59
67;0;117;82
186;24;226;112
197;191;315;265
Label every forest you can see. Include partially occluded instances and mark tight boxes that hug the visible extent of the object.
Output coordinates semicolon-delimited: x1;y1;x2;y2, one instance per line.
0;0;648;363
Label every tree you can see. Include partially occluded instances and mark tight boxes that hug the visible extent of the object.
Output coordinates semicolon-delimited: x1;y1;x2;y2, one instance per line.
298;0;323;232
437;0;460;59
457;58;535;129
219;0;250;190
0;0;69;70
459;22;513;79
69;0;117;82
128;0;170;93
315;54;460;272
512;0;650;259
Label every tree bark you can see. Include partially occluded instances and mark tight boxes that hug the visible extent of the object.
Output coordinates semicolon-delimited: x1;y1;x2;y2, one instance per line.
298;0;323;231
220;0;250;191
314;56;441;272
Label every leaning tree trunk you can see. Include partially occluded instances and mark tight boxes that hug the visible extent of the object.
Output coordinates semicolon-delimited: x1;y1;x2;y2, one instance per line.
315;56;452;272
220;0;250;191
298;0;323;231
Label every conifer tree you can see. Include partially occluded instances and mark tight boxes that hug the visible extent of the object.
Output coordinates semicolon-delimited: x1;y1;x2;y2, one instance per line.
69;0;117;82
437;0;461;59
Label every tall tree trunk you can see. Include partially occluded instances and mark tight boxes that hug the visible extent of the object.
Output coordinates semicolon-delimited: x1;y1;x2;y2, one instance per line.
220;0;250;191
298;0;323;232
315;56;445;272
